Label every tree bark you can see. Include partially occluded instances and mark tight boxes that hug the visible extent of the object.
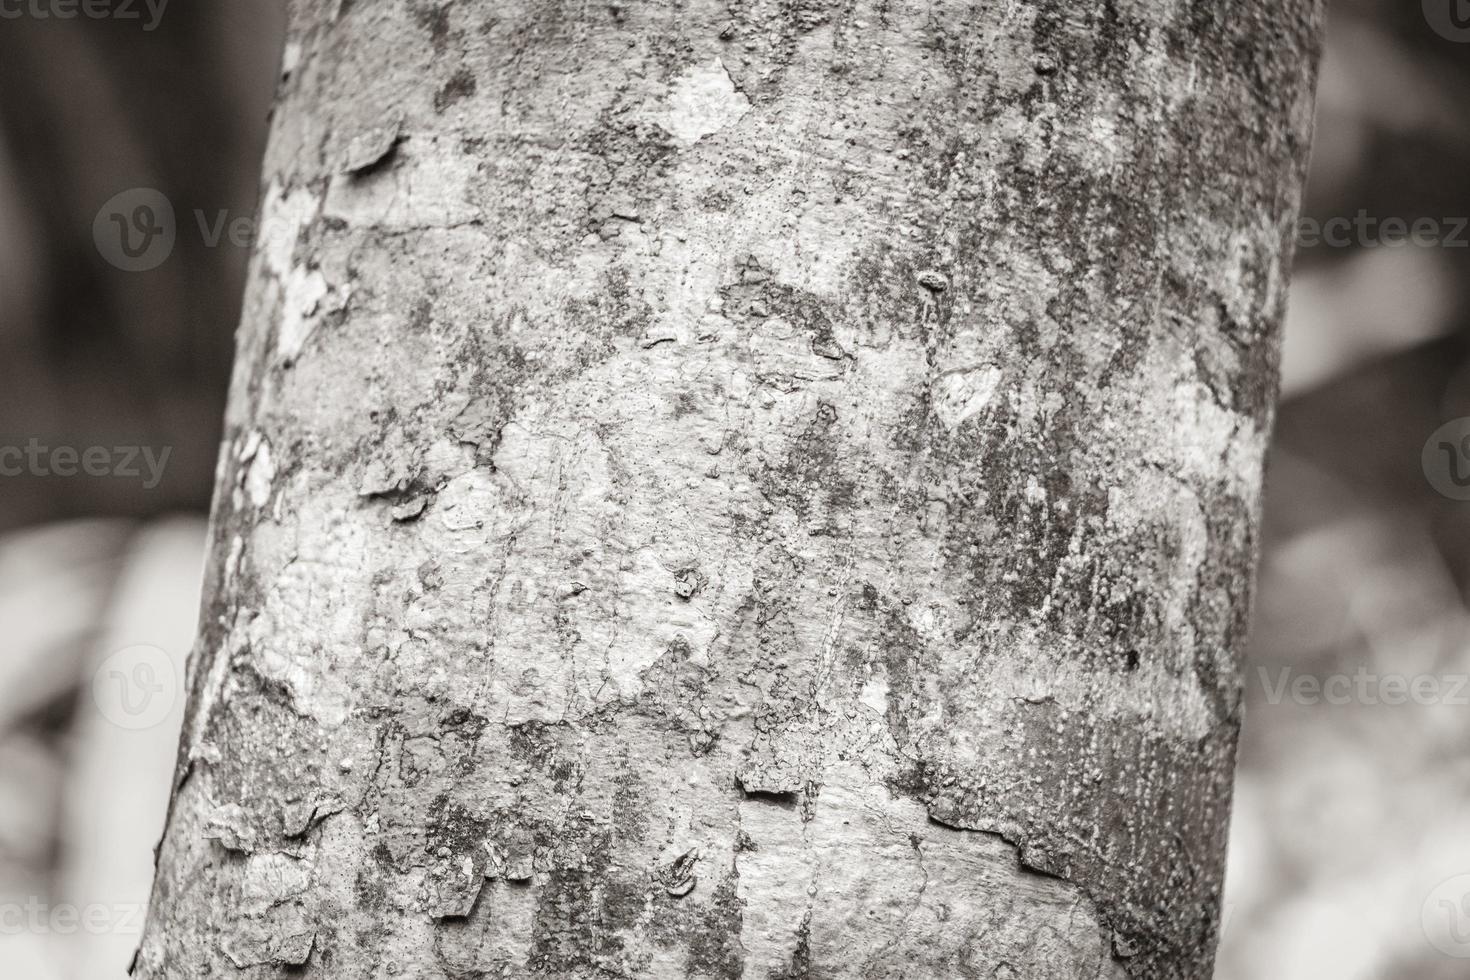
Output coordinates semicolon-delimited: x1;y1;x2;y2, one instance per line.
136;1;1323;977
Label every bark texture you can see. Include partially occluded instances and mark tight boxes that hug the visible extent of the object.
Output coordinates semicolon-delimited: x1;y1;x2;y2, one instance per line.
137;1;1322;978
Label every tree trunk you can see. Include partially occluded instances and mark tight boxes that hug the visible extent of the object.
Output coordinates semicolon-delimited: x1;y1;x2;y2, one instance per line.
135;1;1323;977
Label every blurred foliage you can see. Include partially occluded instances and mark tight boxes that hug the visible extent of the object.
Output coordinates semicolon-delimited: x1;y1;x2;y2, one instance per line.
1226;2;1470;977
0;1;284;532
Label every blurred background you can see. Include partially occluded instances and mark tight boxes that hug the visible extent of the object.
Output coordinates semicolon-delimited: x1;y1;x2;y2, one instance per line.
1;0;1468;977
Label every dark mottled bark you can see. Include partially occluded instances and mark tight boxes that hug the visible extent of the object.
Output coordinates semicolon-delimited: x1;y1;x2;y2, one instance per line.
137;1;1323;978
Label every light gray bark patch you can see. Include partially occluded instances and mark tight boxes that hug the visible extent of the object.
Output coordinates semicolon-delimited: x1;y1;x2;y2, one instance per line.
684;873;747;978
733;775;801;806
339;115;403;176
185;662;356;854
637;635;719;754
221;927;316;970
282;796;346;838
356;457;416;498
434;68;477;113
218;852;318;968
431;864;485;920
673;566;707;600
202;802;257;854
432;880;537;977
757;401;858;524
916;269;949;293
662;58;751;146
391;496;429;522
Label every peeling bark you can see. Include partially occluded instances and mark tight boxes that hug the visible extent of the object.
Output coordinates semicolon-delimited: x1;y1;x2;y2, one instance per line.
137;1;1323;978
